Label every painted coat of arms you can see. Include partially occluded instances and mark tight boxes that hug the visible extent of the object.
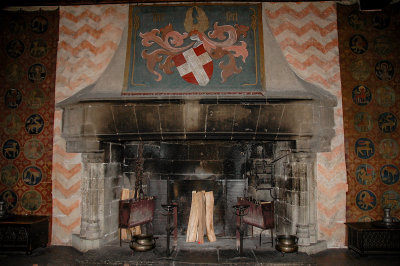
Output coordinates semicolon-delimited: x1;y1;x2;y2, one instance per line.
123;4;264;96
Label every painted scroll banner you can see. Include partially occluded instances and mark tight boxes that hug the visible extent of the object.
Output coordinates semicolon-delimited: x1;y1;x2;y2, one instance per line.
122;4;265;97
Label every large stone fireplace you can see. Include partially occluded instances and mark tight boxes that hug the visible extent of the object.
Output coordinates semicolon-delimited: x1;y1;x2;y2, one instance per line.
58;11;337;252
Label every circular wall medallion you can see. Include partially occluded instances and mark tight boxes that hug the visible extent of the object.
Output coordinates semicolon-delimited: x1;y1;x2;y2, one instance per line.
21;190;42;212
372;13;390;29
0;164;19;187
0;189;18;211
24;139;44;160
26;88;45;110
373;36;393;56
355;138;375;159
25;114;44;135
348;11;367;30
357;216;373;222
2;139;20;160
354;112;372;132
28;63;46;83
22;166;43;186
356;190;377;211
4;88;22;109
4;113;22;135
380;165;399;185
29;39;48;58
378;112;397;133
350;59;371;81
9;16;26;34
381;190;400;210
376;86;395;107
31;15;48;34
379;139;399;159
375;60;394;81
6;39;25;58
349;34;368;54
352;85;371;106
6;62;23;83
356;164;376;186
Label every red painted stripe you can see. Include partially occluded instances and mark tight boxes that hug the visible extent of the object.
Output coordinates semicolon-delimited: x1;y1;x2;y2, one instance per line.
194;45;206;56
172;53;186;67
203;61;214;78
182;72;197;85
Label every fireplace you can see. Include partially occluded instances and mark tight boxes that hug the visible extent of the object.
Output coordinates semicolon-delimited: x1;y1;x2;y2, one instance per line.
58;14;337;252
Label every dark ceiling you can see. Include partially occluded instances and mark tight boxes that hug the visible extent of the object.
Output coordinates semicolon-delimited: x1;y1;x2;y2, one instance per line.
1;0;342;8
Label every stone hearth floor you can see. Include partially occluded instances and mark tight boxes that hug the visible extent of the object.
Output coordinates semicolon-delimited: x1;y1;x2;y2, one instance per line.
2;236;400;265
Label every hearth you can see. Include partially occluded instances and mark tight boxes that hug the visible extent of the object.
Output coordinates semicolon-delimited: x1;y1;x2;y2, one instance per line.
58;13;337;252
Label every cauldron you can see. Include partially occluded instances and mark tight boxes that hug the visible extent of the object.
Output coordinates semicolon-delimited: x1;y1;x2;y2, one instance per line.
275;235;298;253
130;234;156;252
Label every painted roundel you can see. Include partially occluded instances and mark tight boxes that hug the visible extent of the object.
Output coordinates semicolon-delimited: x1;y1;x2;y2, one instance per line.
348;11;367;30
381;190;400;210
380;165;399;185
355;164;376;186
21;190;42;212
379;139;399;160
0;189;18;211
378;112;397;133
349;34;368;54
26;88;45;110
375;60;394;81
6;39;25;58
4;88;22;109
4;113;23;135
350;60;371;81
22;166;43;186
6;62;23;83
1;164;19;187
9;16;26;34
25;114;44;135
356;190;377;211
24;139;44;160
376;86;395;107
373;36;393;56
31;15;48;34
355;138;375;159
28;63;46;83
29;39;48;58
354;112;372;132
352;85;371;106
2;139;20;160
372;13;390;29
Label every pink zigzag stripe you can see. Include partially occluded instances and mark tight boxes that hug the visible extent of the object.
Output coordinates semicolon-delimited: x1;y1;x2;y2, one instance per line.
271;21;337;37
266;3;336;20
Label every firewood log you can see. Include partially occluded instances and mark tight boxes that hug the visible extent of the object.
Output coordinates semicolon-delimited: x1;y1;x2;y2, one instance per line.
205;191;216;242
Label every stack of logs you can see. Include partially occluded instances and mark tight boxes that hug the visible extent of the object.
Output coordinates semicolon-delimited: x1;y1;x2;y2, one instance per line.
186;191;216;244
120;188;141;240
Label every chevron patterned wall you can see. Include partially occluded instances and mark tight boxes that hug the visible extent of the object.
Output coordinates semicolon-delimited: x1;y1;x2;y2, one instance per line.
265;2;346;247
52;5;128;245
52;3;345;247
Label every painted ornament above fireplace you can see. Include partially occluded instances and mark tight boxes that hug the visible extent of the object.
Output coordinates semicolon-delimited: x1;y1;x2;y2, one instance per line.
122;3;265;97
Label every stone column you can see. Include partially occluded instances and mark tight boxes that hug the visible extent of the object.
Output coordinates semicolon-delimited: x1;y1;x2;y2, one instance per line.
294;151;316;246
81;153;105;240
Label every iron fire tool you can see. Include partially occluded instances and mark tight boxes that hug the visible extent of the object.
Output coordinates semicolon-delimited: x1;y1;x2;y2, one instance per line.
161;177;177;257
232;204;250;257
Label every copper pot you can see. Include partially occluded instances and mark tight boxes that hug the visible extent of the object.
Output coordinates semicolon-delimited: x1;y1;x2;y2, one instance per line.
275;235;298;253
130;234;156;252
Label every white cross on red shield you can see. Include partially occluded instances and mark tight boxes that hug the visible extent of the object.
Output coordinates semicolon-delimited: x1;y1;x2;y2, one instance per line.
172;44;213;86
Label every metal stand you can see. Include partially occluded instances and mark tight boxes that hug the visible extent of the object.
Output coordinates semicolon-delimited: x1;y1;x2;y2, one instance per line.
161;203;177;257
233;204;250;257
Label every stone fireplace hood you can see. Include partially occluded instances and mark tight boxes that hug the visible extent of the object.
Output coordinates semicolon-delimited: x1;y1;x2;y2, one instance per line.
58;16;337;153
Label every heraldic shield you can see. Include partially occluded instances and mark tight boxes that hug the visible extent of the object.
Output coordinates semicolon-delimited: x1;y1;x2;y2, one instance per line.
172;44;213;86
